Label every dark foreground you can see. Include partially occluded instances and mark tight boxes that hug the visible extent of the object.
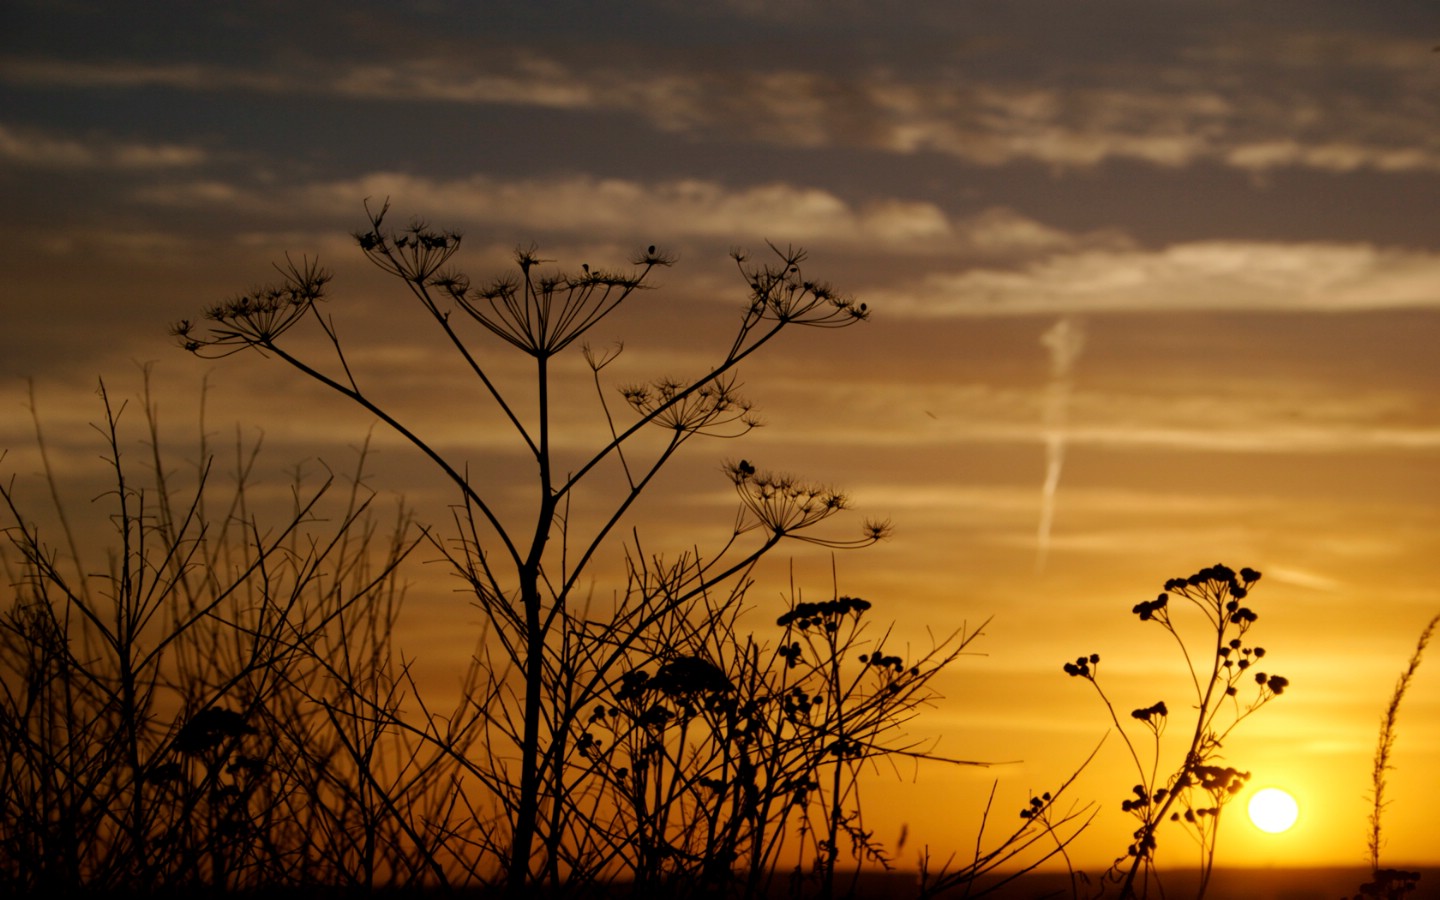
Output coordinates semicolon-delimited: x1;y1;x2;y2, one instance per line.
866;866;1440;900
23;867;1439;899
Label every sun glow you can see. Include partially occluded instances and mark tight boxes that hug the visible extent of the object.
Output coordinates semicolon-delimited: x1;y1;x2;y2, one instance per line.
1247;787;1299;834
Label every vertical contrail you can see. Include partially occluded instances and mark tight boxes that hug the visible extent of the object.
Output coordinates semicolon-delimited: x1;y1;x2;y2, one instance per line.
1036;317;1085;574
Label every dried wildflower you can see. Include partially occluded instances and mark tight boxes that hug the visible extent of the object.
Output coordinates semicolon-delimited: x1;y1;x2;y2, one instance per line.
1018;791;1054;820
1067;563;1284;893
1130;701;1168;723
453;241;669;357
354;200;461;283
776;595;872;629
649;655;733;697
1062;653;1099;678
175;256;331;356
173;706;256;755
729;463;863;544
1132;593;1169;622
733;242;869;327
622;375;759;436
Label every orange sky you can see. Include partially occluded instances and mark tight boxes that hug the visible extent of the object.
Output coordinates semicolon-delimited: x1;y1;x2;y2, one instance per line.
2;0;1439;878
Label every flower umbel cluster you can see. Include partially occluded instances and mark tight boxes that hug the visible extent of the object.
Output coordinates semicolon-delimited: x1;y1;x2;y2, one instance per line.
732;243;868;327
172;256;331;356
1145;563;1261;627
776;596;873;630
1063;653;1101;679
354;201;462;283
725;460;890;548
451;243;673;357
622;375;759;436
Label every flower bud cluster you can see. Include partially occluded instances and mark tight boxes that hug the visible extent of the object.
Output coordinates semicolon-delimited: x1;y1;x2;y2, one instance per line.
776;595;872;630
1019;791;1053;820
1062;653;1100;679
1254;672;1289;695
1163;564;1261;597
1130;701;1168;723
1191;763;1250;796
1132;593;1169;622
782;685;818;724
1122;783;1168;814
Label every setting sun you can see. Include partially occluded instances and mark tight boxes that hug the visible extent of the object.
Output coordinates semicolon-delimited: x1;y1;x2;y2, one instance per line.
1248;787;1300;834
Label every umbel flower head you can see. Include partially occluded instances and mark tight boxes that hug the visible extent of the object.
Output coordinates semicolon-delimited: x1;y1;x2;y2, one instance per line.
172;255;331;356
732;242;868;327
450;243;674;357
1146;563;1263;631
355;198;675;357
354;198;462;283
621;374;760;436
725;459;890;546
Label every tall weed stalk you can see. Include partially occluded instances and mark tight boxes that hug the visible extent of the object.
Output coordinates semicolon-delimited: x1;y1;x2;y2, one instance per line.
1346;612;1438;900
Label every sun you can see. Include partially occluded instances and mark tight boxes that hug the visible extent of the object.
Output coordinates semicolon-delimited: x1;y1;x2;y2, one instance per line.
1247;787;1299;834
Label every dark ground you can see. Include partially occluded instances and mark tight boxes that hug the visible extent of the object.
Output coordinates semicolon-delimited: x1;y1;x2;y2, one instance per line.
859;866;1440;899
28;867;1438;898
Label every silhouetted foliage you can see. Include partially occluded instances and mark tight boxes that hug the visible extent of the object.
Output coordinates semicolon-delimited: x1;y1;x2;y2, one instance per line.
2;210;1107;899
166;203;1036;897
0;374;430;895
1347;867;1422;900
1062;564;1286;900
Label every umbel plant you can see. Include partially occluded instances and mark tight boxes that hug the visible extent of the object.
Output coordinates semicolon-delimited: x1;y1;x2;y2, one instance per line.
1062;564;1288;900
162;204;1088;896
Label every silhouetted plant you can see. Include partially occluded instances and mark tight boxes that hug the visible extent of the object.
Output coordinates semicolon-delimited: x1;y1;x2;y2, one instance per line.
563;581;988;900
1345;612;1437;900
174;202;1005;896
1062;564;1287;899
0;375;438;895
914;740;1099;899
1347;869;1422;900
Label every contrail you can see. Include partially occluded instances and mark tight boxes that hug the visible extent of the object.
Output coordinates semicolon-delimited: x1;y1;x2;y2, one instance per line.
1036;317;1085;573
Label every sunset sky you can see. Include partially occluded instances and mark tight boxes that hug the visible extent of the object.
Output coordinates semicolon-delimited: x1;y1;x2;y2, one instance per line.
3;0;1439;876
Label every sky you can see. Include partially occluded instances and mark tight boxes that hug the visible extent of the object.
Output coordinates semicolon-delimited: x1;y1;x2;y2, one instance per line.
3;0;1439;877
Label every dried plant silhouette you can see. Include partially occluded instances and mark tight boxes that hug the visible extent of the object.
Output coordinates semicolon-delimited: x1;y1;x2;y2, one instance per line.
12;203;1398;899
1062;564;1287;900
1345;612;1437;900
0;373;430;894
13;206;1413;900
159;203;1095;897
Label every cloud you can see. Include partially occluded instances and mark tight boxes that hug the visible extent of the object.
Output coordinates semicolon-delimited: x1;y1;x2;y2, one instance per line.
135;169;1110;258
1224;140;1440;174
0;123;207;169
327;56;600;108
739;367;1440;458
0;57;292;93
869;241;1440;315
9;26;1440;176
